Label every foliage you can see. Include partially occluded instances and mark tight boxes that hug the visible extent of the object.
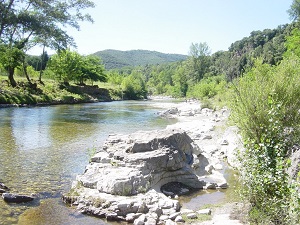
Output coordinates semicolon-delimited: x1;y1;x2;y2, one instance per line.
188;42;212;82
288;0;300;21
285;27;300;57
186;75;226;99
47;50;106;85
181;214;212;224
121;73;147;100
93;49;187;70
0;78;114;105
230;56;300;224
0;0;95;86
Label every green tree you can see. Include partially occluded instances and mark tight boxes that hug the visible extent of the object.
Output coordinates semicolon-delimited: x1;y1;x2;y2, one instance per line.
0;45;24;87
48;50;106;85
48;50;82;83
285;27;300;57
80;55;106;85
0;0;95;86
288;0;300;21
188;42;211;82
122;73;147;100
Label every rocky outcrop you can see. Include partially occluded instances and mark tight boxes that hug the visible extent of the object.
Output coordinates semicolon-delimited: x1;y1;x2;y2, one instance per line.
64;128;228;223
77;129;217;196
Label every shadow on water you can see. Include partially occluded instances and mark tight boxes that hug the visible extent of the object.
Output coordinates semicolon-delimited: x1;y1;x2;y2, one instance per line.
179;164;239;210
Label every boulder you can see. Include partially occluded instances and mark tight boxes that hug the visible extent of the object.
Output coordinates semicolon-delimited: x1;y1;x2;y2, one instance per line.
64;127;229;222
2;193;34;203
77;129;207;196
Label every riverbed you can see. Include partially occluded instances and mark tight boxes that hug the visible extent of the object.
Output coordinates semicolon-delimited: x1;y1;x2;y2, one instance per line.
0;101;176;225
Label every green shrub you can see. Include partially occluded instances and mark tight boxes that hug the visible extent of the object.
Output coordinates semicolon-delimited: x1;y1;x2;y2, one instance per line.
230;56;300;224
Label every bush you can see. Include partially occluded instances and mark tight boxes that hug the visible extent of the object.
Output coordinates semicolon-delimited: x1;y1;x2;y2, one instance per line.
187;75;226;99
121;74;147;100
230;56;300;224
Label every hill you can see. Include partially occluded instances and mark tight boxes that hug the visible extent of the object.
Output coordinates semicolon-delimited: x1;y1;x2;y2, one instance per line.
93;49;187;70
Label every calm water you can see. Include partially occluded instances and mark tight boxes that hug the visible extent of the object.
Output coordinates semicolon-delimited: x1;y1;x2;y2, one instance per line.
0;101;176;225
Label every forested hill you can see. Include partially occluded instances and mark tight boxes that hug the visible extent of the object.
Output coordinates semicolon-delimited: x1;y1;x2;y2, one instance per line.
93;49;188;70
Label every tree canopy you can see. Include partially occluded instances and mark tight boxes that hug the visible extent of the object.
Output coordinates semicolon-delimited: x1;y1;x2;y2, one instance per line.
0;0;95;86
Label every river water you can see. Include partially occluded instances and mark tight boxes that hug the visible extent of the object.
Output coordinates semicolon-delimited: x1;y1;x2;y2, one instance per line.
0;101;176;225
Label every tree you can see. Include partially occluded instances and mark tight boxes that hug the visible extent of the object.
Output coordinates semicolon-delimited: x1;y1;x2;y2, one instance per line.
48;50;83;83
288;0;300;21
47;50;106;85
285;27;300;57
0;45;24;87
187;42;211;82
80;55;106;85
0;0;95;86
122;73;147;100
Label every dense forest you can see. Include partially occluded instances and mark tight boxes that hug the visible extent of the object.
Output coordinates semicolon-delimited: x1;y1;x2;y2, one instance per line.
1;0;300;224
94;49;187;70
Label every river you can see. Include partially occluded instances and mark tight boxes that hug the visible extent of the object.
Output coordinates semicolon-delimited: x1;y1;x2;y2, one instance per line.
0;101;176;225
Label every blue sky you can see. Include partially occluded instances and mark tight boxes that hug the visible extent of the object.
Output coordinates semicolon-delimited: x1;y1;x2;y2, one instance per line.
33;0;293;55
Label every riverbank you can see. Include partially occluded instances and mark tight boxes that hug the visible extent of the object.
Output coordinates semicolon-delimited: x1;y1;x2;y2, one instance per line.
0;81;118;107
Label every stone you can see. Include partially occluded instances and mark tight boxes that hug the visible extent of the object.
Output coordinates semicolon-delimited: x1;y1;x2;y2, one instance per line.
186;212;197;219
197;208;211;215
77;129;205;196
0;183;9;190
126;213;141;223
2;193;34;203
134;214;146;225
165;219;176;225
145;216;157;225
159;215;169;221
162;208;176;216
218;182;228;189
220;139;229;145
180;208;194;214
0;189;7;194
175;215;185;222
202;134;212;140
204;183;217;189
169;212;181;220
214;163;223;170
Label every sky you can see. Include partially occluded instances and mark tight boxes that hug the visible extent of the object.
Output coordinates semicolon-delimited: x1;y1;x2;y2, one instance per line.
30;0;293;56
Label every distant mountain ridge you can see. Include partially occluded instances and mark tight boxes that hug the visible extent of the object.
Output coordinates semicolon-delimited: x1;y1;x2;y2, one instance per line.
93;49;188;70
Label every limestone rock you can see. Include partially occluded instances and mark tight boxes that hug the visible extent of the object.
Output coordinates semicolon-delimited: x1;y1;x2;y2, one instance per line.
197;208;211;215
186;212;197;219
175;215;185;222
77;128;206;196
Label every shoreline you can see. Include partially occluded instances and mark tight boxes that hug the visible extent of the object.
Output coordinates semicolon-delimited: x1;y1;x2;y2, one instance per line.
154;100;244;225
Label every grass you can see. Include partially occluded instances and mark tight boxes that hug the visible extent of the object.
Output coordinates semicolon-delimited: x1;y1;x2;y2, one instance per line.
0;75;122;105
181;213;212;224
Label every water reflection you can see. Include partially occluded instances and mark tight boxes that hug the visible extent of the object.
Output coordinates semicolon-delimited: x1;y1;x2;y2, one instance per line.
11;108;52;151
0;101;174;225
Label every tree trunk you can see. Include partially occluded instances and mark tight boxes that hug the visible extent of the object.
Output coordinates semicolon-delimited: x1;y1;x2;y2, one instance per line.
8;67;17;87
23;61;31;84
39;45;45;83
